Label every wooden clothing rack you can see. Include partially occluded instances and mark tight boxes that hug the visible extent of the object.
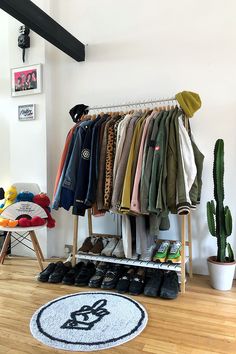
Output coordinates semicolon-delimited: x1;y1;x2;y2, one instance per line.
71;97;194;294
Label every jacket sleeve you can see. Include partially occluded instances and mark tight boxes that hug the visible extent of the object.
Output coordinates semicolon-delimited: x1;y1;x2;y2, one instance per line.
166;112;178;213
189;134;204;204
177;116;197;213
175;115;195;215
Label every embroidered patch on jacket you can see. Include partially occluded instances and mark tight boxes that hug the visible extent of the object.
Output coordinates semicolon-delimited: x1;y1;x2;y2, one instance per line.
81;149;90;160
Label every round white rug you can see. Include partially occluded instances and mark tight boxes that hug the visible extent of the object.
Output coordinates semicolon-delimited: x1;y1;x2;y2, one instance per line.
30;291;148;351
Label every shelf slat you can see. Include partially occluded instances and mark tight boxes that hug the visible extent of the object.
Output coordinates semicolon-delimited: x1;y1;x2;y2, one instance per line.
75;253;189;272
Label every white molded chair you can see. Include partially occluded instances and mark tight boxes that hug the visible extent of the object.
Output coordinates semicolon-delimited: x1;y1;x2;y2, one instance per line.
0;183;46;270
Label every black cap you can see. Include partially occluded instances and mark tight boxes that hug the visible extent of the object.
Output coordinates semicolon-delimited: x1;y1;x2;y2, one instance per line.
69;104;89;123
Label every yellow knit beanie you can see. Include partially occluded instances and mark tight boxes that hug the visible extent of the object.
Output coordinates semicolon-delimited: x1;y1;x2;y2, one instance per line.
175;91;201;117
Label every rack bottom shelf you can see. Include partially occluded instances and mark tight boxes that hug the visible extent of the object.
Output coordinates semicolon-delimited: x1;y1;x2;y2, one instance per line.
75;253;189;272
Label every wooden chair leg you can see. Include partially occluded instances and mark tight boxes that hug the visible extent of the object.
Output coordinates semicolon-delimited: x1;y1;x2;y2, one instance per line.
0;232;11;265
29;231;43;271
32;231;45;261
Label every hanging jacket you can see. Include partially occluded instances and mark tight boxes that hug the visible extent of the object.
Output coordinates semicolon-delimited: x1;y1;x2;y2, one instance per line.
52;126;79;210
166;110;200;215
111;113;141;212
120;112;147;212
113;114;132;182
53;124;77;198
130;112;155;213
103;115;124;209
156;109;174;219
73;117;100;215
140;112;162;214
177;116;197;213
85;115;108;207
130;116;147;191
189;134;204;207
59;122;89;211
148;110;169;214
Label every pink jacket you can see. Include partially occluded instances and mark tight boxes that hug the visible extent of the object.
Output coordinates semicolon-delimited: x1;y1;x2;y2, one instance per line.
130;112;156;213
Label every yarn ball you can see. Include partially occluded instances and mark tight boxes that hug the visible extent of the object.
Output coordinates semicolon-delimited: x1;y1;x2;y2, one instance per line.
8;220;18;227
18;218;31;227
30;216;46;227
0;218;8;227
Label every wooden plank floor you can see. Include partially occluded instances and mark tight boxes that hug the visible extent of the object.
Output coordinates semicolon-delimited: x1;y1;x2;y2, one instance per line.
0;258;235;354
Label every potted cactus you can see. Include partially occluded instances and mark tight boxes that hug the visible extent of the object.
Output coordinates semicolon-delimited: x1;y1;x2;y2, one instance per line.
207;139;235;290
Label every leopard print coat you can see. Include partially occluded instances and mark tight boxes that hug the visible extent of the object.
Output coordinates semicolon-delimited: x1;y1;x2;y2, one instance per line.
103;115;124;209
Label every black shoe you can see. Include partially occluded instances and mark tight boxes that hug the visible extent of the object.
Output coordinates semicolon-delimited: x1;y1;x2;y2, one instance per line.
48;261;72;283
160;271;179;299
38;262;56;282
129;268;145;295
74;262;96;286
144;269;164;297
116;268;135;293
101;264;124;289
62;262;84;285
89;262;109;288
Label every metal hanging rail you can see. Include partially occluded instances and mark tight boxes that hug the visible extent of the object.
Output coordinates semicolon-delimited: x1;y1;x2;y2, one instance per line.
89;97;177;111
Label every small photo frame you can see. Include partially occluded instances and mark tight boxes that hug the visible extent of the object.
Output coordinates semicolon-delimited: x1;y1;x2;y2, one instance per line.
11;64;42;97
18;104;36;121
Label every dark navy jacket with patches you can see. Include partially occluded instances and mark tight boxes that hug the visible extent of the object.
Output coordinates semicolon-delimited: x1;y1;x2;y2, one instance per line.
72;117;101;216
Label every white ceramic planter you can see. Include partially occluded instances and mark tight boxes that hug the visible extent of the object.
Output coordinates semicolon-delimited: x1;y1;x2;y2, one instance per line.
207;256;236;291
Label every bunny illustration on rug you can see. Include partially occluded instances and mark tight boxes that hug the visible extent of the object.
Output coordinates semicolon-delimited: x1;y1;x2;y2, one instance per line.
61;299;110;331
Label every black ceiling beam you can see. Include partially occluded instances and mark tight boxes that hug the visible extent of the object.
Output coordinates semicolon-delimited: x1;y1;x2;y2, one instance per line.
0;0;85;62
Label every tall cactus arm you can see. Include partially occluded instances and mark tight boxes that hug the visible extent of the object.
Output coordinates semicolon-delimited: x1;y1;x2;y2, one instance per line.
207;201;216;236
213;139;224;203
227;243;235;262
225;206;232;236
210;200;216;214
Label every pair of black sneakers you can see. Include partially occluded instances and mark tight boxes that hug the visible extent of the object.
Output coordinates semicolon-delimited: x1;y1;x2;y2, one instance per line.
64;262;95;286
38;261;96;286
37;261;72;283
89;263;146;295
144;269;179;299
116;268;146;295
89;262;123;289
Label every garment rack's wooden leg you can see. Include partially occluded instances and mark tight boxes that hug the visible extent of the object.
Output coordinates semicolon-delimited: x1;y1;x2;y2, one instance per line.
188;213;193;278
72;215;79;267
0;232;11;264
32;231;45;262
88;209;93;236
29;231;43;271
181;215;186;294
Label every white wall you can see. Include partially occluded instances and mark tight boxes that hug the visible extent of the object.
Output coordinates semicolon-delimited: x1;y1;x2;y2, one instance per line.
0;0;50;257
47;0;236;275
1;0;235;275
0;12;10;187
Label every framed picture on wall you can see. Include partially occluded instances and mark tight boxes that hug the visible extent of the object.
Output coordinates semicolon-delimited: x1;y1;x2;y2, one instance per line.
11;64;42;97
18;104;36;121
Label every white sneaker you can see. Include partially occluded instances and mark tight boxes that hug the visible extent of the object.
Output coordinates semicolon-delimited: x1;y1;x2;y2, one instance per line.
101;238;118;257
112;239;125;258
